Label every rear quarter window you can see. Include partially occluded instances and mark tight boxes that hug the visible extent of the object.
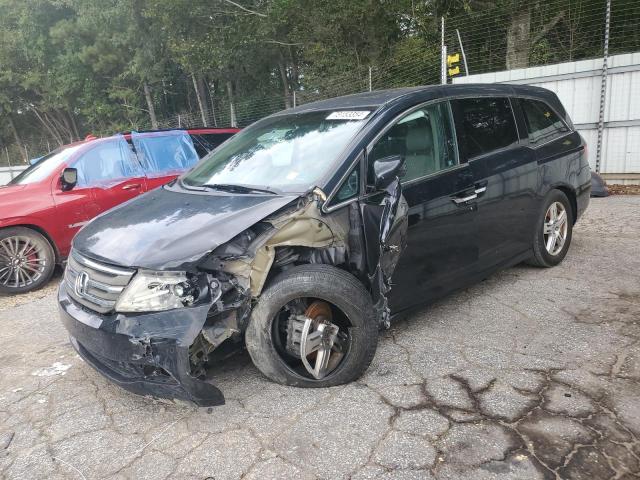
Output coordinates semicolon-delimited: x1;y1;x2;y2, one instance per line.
519;98;570;145
450;97;519;162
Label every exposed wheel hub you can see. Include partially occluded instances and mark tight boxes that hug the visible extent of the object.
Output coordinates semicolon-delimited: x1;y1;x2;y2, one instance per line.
284;300;344;380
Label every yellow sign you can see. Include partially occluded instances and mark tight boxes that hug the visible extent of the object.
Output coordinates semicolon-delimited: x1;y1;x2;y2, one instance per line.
448;66;460;76
447;53;460;67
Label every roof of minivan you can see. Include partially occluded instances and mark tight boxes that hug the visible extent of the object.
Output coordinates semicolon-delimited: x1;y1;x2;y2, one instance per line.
278;83;558;116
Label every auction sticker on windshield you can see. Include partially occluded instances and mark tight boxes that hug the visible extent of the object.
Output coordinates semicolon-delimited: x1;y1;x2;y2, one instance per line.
326;111;370;120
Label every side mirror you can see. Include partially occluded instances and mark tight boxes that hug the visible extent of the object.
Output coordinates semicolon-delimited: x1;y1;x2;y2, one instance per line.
372;155;406;191
61;168;78;191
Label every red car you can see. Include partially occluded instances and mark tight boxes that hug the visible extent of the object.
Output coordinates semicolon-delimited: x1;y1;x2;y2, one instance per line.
0;128;239;294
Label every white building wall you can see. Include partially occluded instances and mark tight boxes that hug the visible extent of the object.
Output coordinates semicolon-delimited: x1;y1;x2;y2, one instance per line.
0;166;27;185
453;52;640;183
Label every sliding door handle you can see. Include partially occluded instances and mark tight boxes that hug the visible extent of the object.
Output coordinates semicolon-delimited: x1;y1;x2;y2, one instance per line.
452;193;478;204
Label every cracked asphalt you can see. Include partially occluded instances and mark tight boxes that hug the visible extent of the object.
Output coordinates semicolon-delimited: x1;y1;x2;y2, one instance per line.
1;195;639;480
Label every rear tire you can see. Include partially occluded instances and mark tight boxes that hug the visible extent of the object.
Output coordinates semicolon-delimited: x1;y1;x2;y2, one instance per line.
245;264;378;388
0;227;56;294
526;190;574;268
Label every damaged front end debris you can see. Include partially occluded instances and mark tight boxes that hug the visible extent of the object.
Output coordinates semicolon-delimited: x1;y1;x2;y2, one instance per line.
59;180;407;406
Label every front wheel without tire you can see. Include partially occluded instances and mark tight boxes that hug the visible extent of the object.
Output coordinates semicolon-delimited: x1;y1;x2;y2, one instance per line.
527;189;574;268
245;264;378;388
0;227;56;294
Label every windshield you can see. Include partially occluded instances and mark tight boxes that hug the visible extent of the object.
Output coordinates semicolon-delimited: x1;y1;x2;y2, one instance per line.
9;144;84;185
180;110;370;193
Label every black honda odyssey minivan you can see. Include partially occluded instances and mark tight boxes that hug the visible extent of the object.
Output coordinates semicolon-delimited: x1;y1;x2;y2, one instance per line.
59;84;591;406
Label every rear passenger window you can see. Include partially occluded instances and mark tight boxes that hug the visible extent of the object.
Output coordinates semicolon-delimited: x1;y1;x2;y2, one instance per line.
450;98;518;161
520;98;569;145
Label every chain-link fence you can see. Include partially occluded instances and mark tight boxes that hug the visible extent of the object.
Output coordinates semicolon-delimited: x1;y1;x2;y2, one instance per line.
3;0;639;168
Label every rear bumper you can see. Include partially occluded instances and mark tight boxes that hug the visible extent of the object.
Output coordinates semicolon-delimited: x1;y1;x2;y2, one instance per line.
58;284;225;406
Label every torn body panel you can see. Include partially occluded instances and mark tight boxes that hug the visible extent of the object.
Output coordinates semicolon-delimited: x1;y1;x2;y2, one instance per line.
200;182;407;357
216;191;350;296
360;178;409;328
58;282;226;406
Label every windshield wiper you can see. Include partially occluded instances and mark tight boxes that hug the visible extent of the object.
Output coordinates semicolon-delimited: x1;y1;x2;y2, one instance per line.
200;183;277;195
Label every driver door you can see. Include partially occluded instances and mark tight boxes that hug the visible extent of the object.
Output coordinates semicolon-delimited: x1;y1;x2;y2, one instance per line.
366;101;481;313
71;138;148;214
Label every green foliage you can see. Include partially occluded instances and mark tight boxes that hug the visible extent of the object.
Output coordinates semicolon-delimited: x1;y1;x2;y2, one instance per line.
0;0;636;161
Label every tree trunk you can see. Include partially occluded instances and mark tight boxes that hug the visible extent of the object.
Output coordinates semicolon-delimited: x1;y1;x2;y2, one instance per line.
31;108;64;146
288;46;300;89
143;82;158;129
226;80;237;128
46;112;70;142
192;72;209;127
55;109;74;143
278;56;292;109
69;109;81;140
506;8;531;69
186;77;193;114
7;115;27;162
206;78;218;127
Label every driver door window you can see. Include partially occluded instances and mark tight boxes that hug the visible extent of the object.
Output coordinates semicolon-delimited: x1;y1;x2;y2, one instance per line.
369;102;458;184
74;140;142;187
71;139;147;213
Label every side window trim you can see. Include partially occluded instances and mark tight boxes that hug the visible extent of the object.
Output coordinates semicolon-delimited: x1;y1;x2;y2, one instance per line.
323;152;364;212
400;162;468;187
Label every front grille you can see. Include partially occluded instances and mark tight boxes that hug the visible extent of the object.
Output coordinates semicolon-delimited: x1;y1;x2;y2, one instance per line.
65;251;135;314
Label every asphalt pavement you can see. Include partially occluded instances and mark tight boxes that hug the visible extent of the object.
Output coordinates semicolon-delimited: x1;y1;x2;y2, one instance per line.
1;196;639;479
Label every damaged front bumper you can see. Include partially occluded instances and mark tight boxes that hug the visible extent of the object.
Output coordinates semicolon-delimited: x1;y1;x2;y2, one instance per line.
58;284;226;406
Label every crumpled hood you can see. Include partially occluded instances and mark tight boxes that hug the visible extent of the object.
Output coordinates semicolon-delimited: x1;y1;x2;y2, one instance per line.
73;186;298;270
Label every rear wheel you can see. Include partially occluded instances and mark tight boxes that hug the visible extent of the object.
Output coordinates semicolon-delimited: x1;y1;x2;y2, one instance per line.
0;227;56;294
527;190;574;268
245;264;378;388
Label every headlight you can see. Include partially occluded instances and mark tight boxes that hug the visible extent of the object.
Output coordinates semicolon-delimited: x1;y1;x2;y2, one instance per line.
115;271;196;313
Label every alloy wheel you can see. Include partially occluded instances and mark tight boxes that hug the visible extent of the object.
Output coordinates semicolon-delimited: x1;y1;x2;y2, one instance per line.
543;201;568;256
0;236;47;289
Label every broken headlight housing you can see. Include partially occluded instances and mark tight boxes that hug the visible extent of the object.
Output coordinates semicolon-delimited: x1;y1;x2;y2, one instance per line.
115;271;197;313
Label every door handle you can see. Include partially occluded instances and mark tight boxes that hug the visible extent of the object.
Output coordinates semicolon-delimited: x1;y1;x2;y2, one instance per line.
122;183;141;190
452;192;478;204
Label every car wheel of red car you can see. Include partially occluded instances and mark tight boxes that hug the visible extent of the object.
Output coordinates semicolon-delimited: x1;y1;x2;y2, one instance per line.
0;227;56;294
